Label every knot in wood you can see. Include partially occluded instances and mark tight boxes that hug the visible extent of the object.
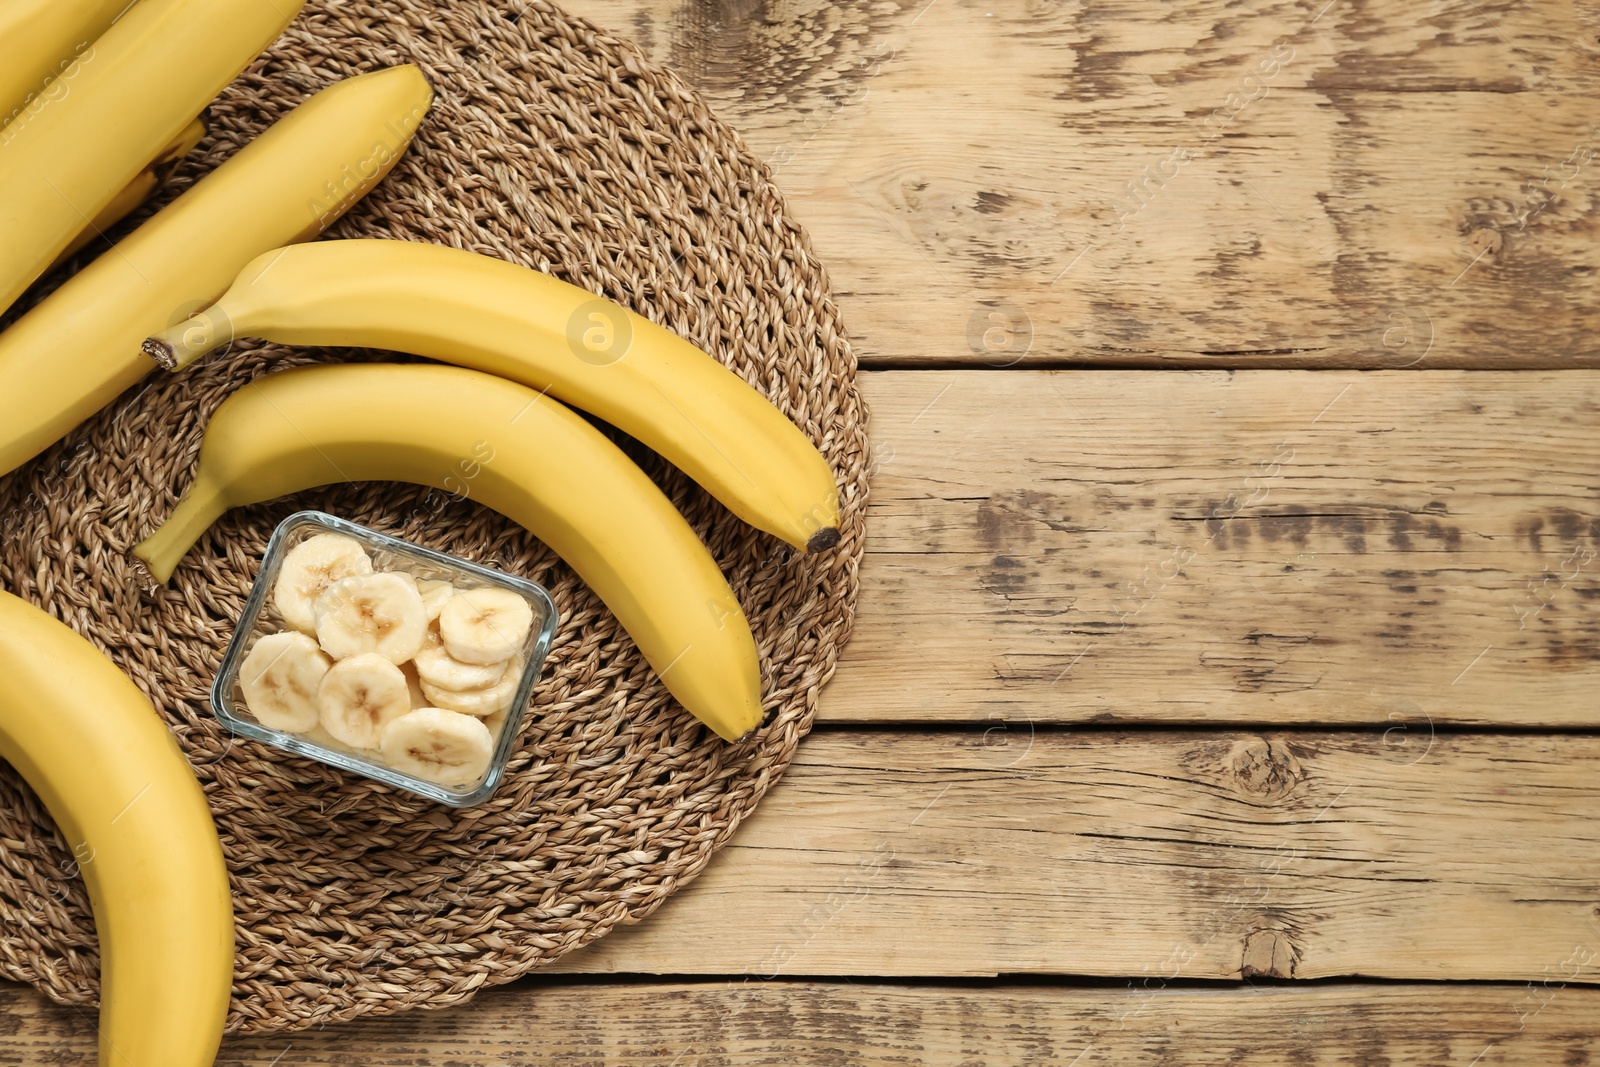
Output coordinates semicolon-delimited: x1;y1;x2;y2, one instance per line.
1240;927;1299;979
1225;737;1303;800
1467;227;1503;257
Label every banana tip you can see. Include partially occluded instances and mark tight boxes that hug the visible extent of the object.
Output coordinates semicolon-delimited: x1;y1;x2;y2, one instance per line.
806;527;841;553
143;337;177;370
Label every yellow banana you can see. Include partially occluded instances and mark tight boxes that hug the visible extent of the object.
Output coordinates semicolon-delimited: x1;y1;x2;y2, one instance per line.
132;363;764;742
0;65;432;479
0;590;233;1067
0;0;307;313
146;239;843;553
50;115;207;269
0;0;131;128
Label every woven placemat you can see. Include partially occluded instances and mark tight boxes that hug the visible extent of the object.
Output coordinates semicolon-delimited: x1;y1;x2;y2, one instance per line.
0;0;867;1035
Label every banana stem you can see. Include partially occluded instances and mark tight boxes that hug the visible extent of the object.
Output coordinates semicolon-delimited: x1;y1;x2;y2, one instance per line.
143;305;233;370
132;482;227;582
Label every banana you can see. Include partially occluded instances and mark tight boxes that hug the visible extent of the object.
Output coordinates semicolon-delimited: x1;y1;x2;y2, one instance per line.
417;578;454;622
0;590;233;1067
415;626;510;692
419;654;524;718
313;571;429;664
317;651;412;749
52;169;163;266
146;239;842;553
0;0;131;129
272;531;374;634
0;64;433;479
438;586;533;665
380;707;496;786
132;362;764;742
0;0;308;313
401;659;428;710
49;116;209;270
238;629;330;732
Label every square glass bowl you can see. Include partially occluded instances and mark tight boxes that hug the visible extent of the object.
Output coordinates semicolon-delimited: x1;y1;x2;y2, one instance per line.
212;511;558;806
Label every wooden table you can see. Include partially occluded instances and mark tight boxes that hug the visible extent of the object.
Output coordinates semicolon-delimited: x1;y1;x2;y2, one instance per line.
6;0;1600;1060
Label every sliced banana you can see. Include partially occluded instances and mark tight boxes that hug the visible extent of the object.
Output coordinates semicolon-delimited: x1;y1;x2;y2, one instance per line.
313;571;428;663
438;587;534;665
239;631;331;733
419;653;525;717
317;652;413;749
417;579;454;622
380;707;495;786
401;659;428;711
414;626;509;692
273;533;373;634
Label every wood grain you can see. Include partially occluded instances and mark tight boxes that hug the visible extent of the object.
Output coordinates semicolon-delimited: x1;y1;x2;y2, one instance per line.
536;730;1600;982
5;978;1599;1065
563;0;1600;368
1;5;1593;1061
820;369;1600;726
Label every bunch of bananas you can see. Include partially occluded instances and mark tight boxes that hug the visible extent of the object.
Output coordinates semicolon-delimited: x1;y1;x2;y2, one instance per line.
1;2;840;1063
133;241;842;745
1;3;433;1062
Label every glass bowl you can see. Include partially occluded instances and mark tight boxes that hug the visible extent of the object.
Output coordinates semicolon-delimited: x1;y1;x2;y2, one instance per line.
212;510;558;806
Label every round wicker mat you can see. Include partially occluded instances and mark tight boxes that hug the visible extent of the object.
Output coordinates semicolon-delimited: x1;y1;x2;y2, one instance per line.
0;0;867;1035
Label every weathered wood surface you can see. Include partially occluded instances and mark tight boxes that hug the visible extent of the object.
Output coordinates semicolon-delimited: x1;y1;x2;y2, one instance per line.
526;730;1600;982
824;369;1600;726
564;0;1600;369
2;1;1594;1059
5;979;1599;1065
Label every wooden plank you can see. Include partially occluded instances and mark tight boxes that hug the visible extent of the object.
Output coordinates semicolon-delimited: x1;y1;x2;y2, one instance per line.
564;0;1600;368
5;979;1600;1065
820;369;1600;726
536;730;1600;982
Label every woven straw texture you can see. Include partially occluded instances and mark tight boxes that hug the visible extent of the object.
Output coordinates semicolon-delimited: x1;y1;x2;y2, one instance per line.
0;0;867;1035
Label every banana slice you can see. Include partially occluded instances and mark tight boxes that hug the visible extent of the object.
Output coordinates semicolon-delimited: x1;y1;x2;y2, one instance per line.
239;631;330;733
317;652;413;749
273;532;373;634
414;626;509;692
438;587;534;665
417;579;454;622
419;654;525;717
313;571;428;663
380;707;495;786
401;659;428;711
